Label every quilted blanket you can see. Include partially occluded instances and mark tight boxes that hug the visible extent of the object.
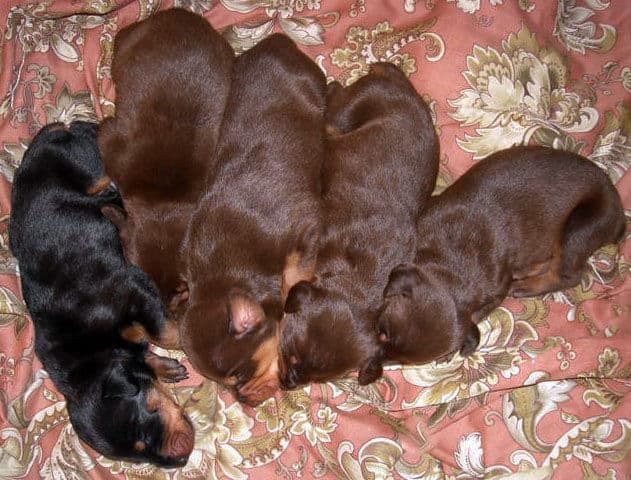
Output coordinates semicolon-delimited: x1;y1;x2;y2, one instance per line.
0;1;630;479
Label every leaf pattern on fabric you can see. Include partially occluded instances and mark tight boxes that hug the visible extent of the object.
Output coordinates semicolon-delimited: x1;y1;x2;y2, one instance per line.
449;25;600;159
0;1;629;479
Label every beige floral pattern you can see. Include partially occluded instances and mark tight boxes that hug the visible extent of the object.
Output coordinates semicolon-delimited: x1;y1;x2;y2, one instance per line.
338;438;445;479
447;0;504;15
449;25;600;159
553;0;617;54
221;0;328;53
401;307;538;408
590;102;631;183
42;84;96;125
329;19;445;86
0;1;629;479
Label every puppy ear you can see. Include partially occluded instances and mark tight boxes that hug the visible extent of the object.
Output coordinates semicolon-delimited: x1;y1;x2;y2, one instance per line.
284;281;315;314
357;355;383;386
101;204;127;231
229;293;265;338
383;263;421;298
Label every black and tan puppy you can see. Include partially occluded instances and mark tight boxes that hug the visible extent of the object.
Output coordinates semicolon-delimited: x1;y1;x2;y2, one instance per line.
9;122;194;467
99;9;234;329
179;34;326;405
276;62;440;389
377;146;626;366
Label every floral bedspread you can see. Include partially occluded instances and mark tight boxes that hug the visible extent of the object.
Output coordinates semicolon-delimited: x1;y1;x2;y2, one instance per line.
0;1;630;479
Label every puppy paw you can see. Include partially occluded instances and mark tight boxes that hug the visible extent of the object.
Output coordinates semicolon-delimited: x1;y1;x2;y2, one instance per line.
159;359;189;383
146;352;189;383
237;380;278;407
236;389;267;408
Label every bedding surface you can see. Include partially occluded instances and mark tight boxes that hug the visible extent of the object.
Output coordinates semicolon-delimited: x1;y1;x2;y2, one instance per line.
0;1;630;479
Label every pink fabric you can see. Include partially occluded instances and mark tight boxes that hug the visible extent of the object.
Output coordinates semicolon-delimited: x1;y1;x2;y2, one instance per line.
0;1;630;478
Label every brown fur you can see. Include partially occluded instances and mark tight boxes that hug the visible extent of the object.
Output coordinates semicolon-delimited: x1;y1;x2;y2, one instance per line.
277;62;440;389
377;146;626;367
178;34;326;405
98;9;234;335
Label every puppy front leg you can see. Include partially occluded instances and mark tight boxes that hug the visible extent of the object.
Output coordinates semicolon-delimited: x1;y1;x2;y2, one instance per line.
145;351;188;383
121;266;181;349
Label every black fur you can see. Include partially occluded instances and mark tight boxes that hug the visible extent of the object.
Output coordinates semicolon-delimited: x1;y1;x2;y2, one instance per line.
9;122;194;467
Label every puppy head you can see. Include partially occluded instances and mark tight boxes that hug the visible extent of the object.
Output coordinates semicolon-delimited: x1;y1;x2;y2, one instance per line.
180;289;277;388
377;263;468;365
278;281;381;389
24;121;110;194
67;352;193;467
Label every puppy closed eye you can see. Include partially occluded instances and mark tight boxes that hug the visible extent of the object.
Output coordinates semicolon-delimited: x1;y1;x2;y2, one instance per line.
385;285;411;299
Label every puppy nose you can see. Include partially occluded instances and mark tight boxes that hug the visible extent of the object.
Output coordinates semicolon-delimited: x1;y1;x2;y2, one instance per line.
169;431;194;459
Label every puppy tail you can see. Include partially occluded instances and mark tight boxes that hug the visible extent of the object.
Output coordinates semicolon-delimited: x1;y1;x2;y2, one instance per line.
560;183;626;280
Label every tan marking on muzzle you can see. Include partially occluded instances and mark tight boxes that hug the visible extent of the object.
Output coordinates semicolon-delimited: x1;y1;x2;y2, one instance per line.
238;333;281;406
149;384;194;460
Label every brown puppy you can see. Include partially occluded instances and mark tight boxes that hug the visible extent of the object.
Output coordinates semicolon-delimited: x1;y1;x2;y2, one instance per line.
179;34;326;404
377;146;626;367
98;9;234;342
276;62;440;390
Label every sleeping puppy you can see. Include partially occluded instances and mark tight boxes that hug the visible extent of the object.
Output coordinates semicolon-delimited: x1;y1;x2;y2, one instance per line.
276;62;440;390
377;146;626;367
99;8;234;326
179;34;326;405
9;122;194;466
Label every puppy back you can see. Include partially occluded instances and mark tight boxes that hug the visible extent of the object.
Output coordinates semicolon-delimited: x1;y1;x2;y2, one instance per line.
100;9;234;202
205;33;326;242
111;9;233;122
324;63;439;219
